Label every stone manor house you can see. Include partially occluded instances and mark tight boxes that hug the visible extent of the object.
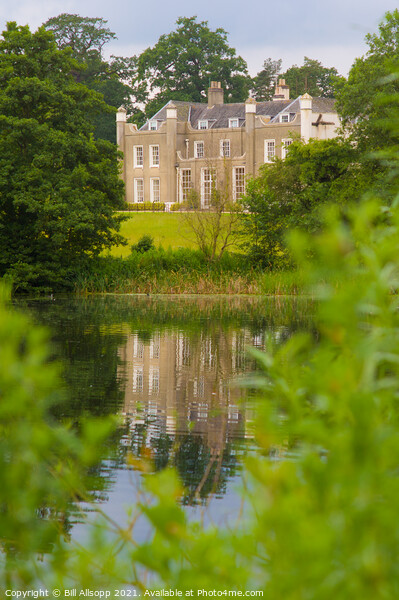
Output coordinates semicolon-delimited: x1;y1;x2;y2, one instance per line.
116;80;340;207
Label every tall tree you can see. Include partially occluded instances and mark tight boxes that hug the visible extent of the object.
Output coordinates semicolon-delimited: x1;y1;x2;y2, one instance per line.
43;14;146;139
283;57;341;98
251;58;282;101
336;10;399;152
137;16;251;117
43;13;116;59
0;22;126;290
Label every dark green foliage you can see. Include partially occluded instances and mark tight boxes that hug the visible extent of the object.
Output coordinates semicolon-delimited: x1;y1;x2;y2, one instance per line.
43;13;116;58
72;246;252;293
0;22;126;291
336;9;399;153
126;246;247;275
130;234;155;253
282;56;342;98
43;14;146;142
137;16;251;118
240;137;360;267
251;58;282;101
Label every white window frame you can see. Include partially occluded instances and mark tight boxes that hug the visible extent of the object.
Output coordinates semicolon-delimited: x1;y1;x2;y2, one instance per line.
149;144;160;168
134;178;144;203
264;139;276;163
179;168;192;203
149;120;158;131
198;120;208;130
194;141;204;159
133;335;144;358
149;333;160;359
280;114;290;123
133;145;144;168
233;166;245;201
201;168;215;208
229;118;239;128
150;177;160;203
282;138;293;159
149;367;160;395
132;366;144;393
220;139;230;158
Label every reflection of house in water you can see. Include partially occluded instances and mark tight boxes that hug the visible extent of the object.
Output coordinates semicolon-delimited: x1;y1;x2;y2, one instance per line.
117;322;292;503
118;328;262;452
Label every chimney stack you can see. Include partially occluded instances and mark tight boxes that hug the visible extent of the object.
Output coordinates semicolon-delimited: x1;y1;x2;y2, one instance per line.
273;78;290;102
208;81;224;107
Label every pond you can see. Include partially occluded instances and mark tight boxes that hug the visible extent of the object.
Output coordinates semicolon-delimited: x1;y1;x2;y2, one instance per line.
15;294;315;535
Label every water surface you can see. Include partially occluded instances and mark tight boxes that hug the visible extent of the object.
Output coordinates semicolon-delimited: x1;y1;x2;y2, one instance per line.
16;294;314;528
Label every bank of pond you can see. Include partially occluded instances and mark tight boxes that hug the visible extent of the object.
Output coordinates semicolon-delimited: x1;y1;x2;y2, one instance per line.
74;247;307;296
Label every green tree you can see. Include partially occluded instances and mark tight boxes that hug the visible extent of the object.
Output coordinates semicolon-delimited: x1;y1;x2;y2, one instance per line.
137;16;251;117
0;22;126;291
251;58;282;101
44;14;146;139
283;56;341;98
181;159;243;262
43;13;116;59
336;10;399;153
240;137;360;267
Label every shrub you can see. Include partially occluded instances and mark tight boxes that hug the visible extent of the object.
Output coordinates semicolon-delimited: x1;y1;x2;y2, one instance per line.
130;234;155;253
125;202;165;211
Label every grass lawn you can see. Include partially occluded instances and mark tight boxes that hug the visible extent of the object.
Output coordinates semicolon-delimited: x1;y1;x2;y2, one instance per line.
110;213;197;257
110;212;245;257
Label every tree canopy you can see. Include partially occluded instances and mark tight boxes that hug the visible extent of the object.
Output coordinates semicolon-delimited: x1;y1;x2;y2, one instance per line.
240;138;361;267
251;58;282;101
282;57;341;98
137;16;251;117
336;9;399;152
251;56;342;102
43;14;145;139
0;22;126;291
44;13;116;59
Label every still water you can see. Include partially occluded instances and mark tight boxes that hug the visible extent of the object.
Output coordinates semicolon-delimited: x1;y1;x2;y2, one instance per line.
15;294;314;531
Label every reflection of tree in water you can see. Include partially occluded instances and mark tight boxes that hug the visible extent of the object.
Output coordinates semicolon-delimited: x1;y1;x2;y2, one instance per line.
125;417;243;506
174;435;239;505
14;297;128;421
12;297;129;524
152;433;174;471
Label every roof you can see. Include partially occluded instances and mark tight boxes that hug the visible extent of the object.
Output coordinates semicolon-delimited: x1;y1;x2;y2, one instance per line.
140;97;337;131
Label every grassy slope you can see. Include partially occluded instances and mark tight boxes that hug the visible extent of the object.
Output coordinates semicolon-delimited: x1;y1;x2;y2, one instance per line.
110;212;245;257
110;213;196;257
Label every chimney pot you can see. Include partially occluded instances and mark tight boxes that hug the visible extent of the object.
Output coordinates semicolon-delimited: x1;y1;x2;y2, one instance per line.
208;82;224;107
273;78;290;102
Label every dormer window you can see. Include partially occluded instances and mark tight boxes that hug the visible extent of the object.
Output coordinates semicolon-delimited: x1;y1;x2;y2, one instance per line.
229;118;239;128
280;114;290;123
198;120;208;130
149;120;158;131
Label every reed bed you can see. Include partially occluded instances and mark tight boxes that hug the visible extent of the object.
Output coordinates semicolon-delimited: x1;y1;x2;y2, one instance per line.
73;269;309;296
72;248;315;296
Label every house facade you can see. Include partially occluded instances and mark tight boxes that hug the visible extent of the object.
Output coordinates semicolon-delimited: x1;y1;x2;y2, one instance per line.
116;80;341;207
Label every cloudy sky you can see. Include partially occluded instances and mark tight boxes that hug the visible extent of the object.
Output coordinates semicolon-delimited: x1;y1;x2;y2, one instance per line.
1;0;398;76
